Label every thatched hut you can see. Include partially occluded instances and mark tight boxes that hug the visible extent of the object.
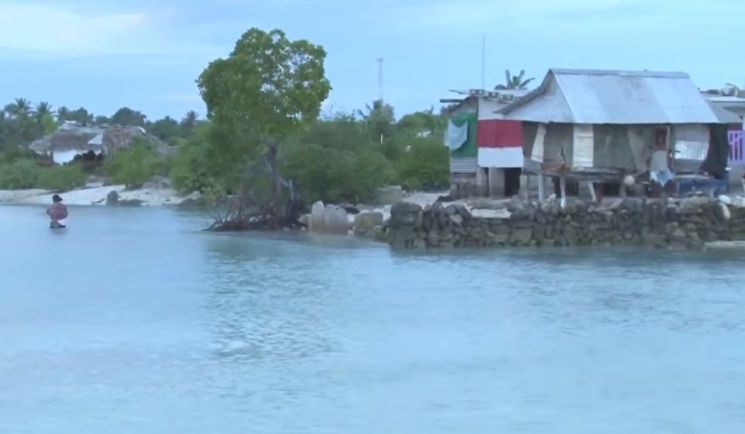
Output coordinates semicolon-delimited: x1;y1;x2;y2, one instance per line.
29;123;171;165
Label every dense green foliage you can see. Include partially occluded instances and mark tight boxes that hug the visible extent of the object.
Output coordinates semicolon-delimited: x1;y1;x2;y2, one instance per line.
105;140;163;188
1;27;450;204
168;106;448;203
169;124;224;195
0;158;85;191
37;165;87;191
0;97;204;153
0;159;39;189
281;118;394;203
198;28;332;186
57;106;94;125
111;107;147;127
394;137;450;190
149;116;181;145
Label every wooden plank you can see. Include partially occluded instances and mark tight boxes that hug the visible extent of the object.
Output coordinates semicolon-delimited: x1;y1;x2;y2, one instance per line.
538;174;546;202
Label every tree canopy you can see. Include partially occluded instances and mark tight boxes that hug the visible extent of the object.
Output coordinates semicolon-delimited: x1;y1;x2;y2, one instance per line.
0;27;450;211
198;27;331;171
357;99;395;143
57;106;94;125
111;107;147;127
149;116;181;143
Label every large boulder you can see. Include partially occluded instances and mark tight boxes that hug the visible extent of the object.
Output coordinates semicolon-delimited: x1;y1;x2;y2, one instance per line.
445;203;472;220
104;191;141;207
389;201;422;228
370;225;386;242
354;211;384;235
309;201;350;234
308;201;326;232
715;202;731;222
324;205;350;234
106;190;119;206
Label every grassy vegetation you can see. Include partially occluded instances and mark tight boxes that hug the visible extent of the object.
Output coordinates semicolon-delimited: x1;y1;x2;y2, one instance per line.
37;165;87;191
0;157;87;191
104;140;165;188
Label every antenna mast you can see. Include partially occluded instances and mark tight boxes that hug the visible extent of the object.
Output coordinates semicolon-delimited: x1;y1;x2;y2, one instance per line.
481;35;486;90
377;57;384;102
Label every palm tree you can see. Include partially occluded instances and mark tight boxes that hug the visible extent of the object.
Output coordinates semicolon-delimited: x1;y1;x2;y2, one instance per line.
180;110;199;137
356;99;395;143
57;106;70;122
496;69;535;90
4;98;33;119
35;101;54;119
35;101;56;135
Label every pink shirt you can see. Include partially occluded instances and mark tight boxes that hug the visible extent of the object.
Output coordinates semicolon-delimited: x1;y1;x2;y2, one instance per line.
47;203;68;221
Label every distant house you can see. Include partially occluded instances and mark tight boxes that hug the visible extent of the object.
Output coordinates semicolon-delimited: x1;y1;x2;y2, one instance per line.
703;91;745;168
29;122;170;165
497;69;730;198
442;89;529;197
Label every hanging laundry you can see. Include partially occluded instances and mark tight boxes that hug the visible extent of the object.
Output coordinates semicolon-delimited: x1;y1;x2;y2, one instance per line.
444;120;468;151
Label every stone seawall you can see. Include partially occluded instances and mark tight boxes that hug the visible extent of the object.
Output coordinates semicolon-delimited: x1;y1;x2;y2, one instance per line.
385;197;745;250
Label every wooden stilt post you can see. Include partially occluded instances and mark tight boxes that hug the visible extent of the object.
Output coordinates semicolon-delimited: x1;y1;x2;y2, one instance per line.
588;181;597;203
519;174;529;201
560;175;567;209
538;174;546;203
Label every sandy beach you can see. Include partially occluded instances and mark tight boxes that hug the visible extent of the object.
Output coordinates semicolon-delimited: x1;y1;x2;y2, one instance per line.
0;184;199;207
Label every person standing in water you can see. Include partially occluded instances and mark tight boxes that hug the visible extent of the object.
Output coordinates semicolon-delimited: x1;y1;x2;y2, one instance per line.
47;194;68;228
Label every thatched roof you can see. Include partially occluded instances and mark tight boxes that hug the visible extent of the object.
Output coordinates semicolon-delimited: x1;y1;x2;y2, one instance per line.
29;124;171;157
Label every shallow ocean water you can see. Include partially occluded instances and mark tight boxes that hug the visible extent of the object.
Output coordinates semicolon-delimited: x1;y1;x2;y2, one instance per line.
2;205;745;433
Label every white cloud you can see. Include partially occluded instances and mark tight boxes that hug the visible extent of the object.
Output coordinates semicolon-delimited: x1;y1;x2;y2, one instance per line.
0;2;217;57
387;0;740;32
389;0;634;29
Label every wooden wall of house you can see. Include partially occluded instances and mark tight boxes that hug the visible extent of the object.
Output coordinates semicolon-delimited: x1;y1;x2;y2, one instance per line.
593;124;641;172
521;122;708;174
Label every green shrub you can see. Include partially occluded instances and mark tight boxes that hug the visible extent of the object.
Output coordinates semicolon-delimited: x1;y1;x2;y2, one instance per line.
282;140;393;204
169;124;223;194
0;159;40;189
105;140;163;188
278;117;395;203
37;165;86;191
0;148;39;165
394;137;449;191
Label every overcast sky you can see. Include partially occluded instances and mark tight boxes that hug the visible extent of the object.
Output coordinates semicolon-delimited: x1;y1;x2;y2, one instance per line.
0;0;741;120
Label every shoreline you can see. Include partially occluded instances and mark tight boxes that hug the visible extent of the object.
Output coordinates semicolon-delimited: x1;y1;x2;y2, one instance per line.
0;184;200;207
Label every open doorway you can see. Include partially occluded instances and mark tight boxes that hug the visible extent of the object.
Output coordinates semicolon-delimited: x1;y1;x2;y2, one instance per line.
504;168;521;196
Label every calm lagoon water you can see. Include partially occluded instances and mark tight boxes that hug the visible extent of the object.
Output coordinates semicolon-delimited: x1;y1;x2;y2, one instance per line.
2;205;745;433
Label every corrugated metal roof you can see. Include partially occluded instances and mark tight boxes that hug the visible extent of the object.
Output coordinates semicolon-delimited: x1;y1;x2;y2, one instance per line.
500;69;720;124
707;101;742;124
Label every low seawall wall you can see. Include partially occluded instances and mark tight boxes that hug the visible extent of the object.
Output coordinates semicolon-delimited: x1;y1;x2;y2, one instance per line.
386;197;745;249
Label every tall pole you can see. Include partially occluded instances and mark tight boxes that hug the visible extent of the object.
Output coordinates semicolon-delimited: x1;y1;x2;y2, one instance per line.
481;35;486;90
376;58;384;144
376;58;384;102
